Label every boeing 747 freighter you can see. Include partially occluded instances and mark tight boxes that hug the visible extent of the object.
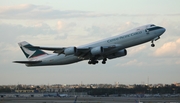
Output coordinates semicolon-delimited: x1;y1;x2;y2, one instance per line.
14;24;166;66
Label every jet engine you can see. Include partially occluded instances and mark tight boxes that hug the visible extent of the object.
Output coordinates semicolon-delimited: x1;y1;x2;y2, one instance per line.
64;47;77;55
91;46;104;56
107;49;127;59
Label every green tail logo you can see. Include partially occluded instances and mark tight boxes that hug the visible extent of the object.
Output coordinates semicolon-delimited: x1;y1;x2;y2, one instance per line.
18;41;47;59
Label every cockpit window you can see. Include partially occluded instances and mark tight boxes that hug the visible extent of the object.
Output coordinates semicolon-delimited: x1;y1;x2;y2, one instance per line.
150;24;155;27
147;27;162;31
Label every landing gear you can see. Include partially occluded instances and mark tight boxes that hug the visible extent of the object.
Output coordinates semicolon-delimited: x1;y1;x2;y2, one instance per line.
151;40;155;47
102;58;107;64
102;61;106;64
151;43;155;47
151;36;160;47
88;58;107;65
88;61;91;64
88;60;98;65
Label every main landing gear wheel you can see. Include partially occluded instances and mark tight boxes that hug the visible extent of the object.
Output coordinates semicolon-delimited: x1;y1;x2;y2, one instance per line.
88;58;107;65
102;58;107;64
88;60;98;65
88;61;91;64
102;61;106;64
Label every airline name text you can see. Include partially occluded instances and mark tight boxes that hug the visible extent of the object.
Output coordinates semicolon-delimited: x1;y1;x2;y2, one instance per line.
107;31;142;43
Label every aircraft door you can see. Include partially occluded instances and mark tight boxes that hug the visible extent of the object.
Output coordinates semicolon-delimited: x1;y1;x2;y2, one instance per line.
145;29;149;34
145;25;149;34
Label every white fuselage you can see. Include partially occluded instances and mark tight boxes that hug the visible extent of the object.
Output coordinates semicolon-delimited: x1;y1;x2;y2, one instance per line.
26;24;165;66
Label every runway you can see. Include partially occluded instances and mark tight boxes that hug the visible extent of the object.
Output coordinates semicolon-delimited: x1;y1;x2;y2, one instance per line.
0;97;180;103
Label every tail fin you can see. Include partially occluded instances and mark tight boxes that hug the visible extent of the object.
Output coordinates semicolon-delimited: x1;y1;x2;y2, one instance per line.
18;41;47;59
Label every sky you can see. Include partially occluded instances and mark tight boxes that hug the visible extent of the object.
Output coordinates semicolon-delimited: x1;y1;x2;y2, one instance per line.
0;0;180;85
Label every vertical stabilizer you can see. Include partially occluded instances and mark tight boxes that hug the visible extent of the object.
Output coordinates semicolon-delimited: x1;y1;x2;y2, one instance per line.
18;41;47;59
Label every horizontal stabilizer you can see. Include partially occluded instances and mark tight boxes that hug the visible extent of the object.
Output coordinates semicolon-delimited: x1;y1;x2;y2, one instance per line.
13;61;42;64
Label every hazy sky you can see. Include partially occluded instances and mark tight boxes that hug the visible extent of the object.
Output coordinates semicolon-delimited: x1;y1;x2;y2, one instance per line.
0;0;180;85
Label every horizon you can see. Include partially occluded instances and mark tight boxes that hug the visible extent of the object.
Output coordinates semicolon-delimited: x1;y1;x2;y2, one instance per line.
1;82;180;86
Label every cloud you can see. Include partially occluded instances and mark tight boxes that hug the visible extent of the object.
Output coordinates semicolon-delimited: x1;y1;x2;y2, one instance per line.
0;4;36;13
0;4;118;19
57;21;63;30
0;4;89;19
175;60;180;65
154;38;180;57
116;59;146;67
117;22;141;34
165;13;180;16
0;23;58;43
0;42;19;64
128;45;147;56
56;21;77;33
1;4;179;20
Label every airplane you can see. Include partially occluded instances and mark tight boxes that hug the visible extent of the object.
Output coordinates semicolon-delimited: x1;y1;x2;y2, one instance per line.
13;24;166;66
73;96;78;103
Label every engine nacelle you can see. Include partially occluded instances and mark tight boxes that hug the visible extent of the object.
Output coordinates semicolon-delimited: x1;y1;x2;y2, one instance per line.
64;47;77;55
107;49;127;59
91;46;104;56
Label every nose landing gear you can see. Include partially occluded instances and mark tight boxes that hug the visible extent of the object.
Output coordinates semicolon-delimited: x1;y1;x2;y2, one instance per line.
151;40;155;47
151;36;160;47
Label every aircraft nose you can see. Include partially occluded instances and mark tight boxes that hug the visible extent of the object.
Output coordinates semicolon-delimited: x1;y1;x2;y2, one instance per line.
161;27;166;34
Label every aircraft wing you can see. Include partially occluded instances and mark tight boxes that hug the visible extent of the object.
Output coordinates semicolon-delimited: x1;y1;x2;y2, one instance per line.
29;45;118;59
30;46;90;54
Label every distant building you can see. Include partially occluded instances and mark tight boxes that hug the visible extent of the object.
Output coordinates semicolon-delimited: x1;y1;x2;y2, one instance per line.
15;90;34;93
174;83;180;87
0;93;44;98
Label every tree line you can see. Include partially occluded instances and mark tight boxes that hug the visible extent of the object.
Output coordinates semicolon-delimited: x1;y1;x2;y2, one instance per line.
0;84;180;95
75;84;180;96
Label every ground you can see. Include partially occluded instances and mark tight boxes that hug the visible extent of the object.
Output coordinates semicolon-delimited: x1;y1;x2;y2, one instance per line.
0;97;180;103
